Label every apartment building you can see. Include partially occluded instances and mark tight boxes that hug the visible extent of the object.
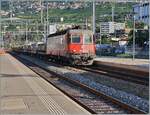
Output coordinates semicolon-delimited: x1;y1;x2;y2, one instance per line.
133;3;149;25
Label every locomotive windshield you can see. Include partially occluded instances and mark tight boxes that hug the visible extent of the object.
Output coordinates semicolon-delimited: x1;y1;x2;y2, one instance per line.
71;35;80;43
84;34;93;44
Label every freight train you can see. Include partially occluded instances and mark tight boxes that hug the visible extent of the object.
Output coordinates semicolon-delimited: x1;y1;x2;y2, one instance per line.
13;29;96;65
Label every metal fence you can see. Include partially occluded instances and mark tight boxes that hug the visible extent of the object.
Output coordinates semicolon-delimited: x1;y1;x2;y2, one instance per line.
96;44;149;59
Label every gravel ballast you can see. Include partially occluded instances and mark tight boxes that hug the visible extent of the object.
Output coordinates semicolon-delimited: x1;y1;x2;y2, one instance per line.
20;54;149;113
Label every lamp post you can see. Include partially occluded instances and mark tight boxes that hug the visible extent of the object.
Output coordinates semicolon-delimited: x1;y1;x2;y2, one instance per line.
16;26;20;45
43;19;46;42
0;0;2;48
132;15;135;60
60;17;64;23
25;22;28;44
99;22;101;56
46;1;49;36
40;0;43;24
92;0;95;34
36;21;39;42
2;26;8;48
3;26;8;34
111;2;115;22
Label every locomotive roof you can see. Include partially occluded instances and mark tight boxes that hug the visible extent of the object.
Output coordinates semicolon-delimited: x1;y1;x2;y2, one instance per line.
47;26;80;38
47;29;68;38
47;29;93;38
69;29;93;34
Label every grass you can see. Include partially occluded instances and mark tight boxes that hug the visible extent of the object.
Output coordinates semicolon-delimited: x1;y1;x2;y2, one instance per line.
116;53;132;58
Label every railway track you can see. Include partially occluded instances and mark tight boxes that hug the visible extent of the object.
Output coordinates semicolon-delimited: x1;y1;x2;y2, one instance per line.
43;55;148;86
75;66;149;86
11;52;147;114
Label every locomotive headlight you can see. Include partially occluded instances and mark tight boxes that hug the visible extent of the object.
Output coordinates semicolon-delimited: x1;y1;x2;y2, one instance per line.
73;50;76;52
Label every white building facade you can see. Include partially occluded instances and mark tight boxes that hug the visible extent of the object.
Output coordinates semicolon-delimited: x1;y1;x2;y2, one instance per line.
100;22;125;36
100;22;114;35
133;3;149;25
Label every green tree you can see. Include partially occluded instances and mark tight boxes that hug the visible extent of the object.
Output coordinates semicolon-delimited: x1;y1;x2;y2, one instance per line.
128;29;149;47
6;24;17;31
101;35;111;44
135;22;145;29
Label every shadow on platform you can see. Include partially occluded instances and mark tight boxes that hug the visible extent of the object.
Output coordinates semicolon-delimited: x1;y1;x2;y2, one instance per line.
0;73;38;78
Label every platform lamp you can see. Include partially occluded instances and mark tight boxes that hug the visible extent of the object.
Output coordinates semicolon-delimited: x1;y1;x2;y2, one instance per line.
60;17;64;23
16;26;20;44
2;26;8;48
99;22;101;56
132;12;138;61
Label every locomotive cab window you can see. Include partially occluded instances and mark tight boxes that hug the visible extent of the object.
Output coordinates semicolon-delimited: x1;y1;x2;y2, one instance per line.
71;35;80;43
84;34;93;44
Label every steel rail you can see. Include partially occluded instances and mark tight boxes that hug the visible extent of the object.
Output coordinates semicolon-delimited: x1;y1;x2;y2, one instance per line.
10;52;147;114
1;0;149;3
76;66;149;86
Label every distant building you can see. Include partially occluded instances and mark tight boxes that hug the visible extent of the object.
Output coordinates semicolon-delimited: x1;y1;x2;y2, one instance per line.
100;22;125;36
133;3;149;25
0;10;9;16
115;23;125;30
49;25;57;34
100;22;114;36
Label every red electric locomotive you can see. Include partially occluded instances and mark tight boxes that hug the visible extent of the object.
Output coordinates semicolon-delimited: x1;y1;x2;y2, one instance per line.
45;29;96;65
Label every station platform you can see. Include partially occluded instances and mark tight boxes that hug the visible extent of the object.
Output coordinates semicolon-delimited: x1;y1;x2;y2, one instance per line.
0;53;90;114
94;57;149;71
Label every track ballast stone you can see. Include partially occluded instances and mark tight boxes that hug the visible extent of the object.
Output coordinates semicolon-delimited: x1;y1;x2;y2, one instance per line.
21;55;149;113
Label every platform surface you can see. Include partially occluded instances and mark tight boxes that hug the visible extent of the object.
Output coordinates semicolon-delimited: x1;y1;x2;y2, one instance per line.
0;54;90;114
94;56;149;69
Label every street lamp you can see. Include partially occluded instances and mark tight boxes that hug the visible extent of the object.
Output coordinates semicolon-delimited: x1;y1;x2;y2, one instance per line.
3;26;8;32
132;15;135;60
92;0;95;34
46;1;49;36
40;0;43;24
16;26;20;43
131;10;138;61
99;22;101;56
0;0;2;48
60;17;64;22
1;26;8;48
25;22;28;44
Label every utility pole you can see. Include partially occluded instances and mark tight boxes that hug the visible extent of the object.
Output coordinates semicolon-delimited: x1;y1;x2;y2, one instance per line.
111;1;115;22
111;2;116;39
133;15;135;60
99;22;101;56
139;2;143;22
92;0;95;34
0;0;4;48
10;0;13;23
40;0;43;24
85;18;88;29
111;3;114;22
0;0;2;48
149;0;150;61
44;19;46;42
47;1;49;36
25;22;28;44
99;23;101;41
36;21;39;42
